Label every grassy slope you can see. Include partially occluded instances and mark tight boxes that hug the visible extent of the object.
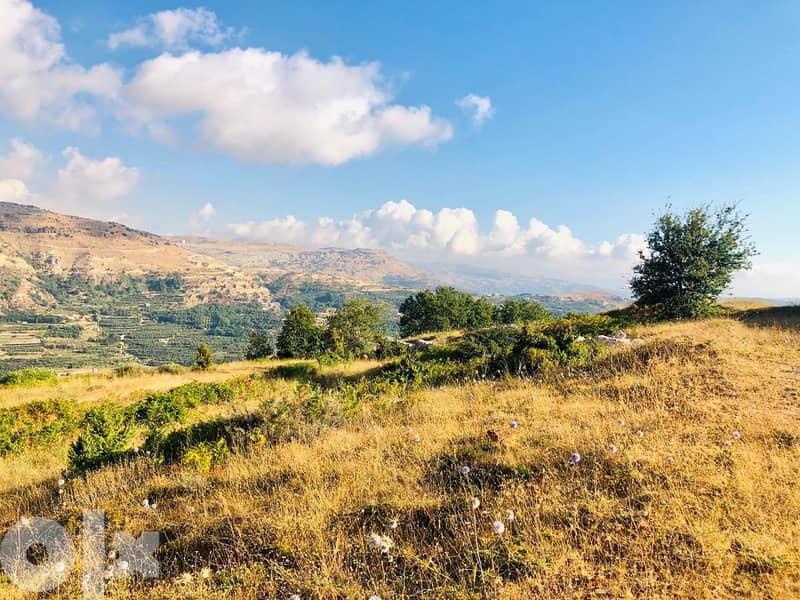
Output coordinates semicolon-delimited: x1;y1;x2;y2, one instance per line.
0;311;799;598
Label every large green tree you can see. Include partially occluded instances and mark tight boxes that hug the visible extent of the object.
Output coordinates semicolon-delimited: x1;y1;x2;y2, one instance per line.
630;204;757;319
399;287;494;336
276;304;323;358
325;299;384;359
494;298;551;324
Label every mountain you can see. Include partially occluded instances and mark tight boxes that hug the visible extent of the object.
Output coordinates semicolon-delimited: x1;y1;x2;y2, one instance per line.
0;203;426;372
413;261;627;312
0;202;275;311
170;236;431;288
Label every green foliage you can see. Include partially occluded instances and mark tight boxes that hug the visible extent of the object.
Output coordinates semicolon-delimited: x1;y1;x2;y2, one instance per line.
276;304;324;358
136;392;187;430
494;298;551;324
273;362;319;381
244;330;274;360
43;324;82;338
69;403;135;472
324;298;384;360
194;343;214;370
181;438;229;472
0;368;57;387
631;204;757;319
156;363;187;374
114;363;146;377
399;287;495;336
0;400;79;455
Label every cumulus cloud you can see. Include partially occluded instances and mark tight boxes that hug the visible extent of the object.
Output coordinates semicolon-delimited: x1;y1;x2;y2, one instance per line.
50;147;139;208
108;7;237;51
457;94;494;127
125;49;454;165
189;201;216;232
0;178;33;203
0;138;43;179
0;139;140;220
229;200;645;277
1;2;453;164
0;0;121;129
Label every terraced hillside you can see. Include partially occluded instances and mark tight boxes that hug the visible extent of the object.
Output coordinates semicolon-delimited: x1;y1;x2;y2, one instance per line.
0;308;797;598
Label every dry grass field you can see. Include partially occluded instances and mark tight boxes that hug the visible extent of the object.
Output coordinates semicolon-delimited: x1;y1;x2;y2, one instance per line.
0;309;798;599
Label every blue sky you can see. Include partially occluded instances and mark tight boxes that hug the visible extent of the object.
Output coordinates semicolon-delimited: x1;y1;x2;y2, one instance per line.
1;0;798;296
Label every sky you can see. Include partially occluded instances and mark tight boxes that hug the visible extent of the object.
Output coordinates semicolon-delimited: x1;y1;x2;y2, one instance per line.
1;0;799;297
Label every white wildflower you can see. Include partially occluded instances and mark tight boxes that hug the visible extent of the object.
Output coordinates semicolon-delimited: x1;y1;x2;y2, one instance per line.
368;533;393;554
492;520;505;535
460;465;471;476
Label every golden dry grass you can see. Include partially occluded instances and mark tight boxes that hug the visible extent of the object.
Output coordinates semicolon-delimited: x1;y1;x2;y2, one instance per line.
0;314;798;599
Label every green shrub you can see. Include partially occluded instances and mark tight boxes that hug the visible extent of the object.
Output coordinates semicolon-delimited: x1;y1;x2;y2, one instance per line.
69;403;135;472
114;363;145;378
156;363;187;375
0;368;57;387
272;362;319;381
181;438;228;472
0;400;80;454
136;393;187;430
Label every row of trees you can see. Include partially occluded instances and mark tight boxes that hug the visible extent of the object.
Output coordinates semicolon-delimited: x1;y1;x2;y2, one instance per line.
276;299;388;360
267;291;551;361
399;288;550;337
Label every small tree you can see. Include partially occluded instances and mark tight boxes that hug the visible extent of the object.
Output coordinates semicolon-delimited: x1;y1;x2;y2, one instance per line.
194;343;214;370
69;403;135;472
276;304;323;358
244;330;273;360
630;204;757;319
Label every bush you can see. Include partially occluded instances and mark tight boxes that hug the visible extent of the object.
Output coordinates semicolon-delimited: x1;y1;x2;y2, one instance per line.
181;438;229;472
69;403;135;472
0;368;57;387
156;363;187;375
0;400;80;455
114;363;145;378
136;393;187;430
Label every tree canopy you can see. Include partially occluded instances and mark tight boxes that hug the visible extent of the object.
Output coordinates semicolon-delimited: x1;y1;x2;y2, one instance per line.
630;204;757;319
276;304;323;358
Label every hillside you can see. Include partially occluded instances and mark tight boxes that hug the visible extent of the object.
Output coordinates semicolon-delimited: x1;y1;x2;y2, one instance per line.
174;236;431;288
0;309;798;598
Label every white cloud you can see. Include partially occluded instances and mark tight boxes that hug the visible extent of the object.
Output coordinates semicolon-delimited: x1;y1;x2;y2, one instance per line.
189;201;216;232
228;200;645;286
1;141;140;219
50;147;139;207
457;94;494;127
732;260;800;299
0;138;43;179
0;178;33;203
108;8;236;51
126;48;454;165
0;0;121;129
